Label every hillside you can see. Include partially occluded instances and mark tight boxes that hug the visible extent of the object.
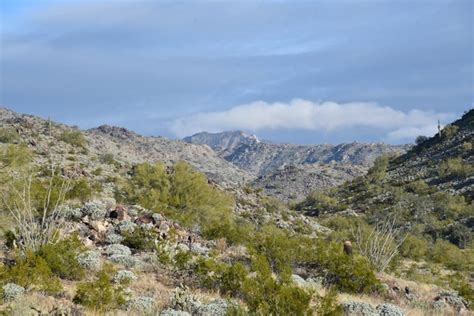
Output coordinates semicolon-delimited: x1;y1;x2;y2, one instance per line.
252;163;366;202
0;108;251;186
185;131;409;201
0;107;473;315
387;109;473;198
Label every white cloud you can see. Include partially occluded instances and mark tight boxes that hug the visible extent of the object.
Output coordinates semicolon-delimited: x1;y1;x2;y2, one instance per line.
171;99;454;142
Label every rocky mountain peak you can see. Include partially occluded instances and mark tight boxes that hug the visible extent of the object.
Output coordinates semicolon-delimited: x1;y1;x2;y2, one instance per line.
183;130;259;153
89;125;138;140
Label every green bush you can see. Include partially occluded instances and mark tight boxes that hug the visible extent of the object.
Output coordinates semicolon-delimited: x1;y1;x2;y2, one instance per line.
37;235;85;280
447;273;474;306
0;128;20;143
121;226;158;252
298;240;380;294
400;234;429;260
59;130;87;148
431;239;474;271
0;144;32;171
0;251;62;294
67;177;95;203
442;124;459;139
101;153;117;165
297;191;342;216
117;161;234;231
73;266;127;311
438;157;473;179
242;255;313;315
367;155;390;183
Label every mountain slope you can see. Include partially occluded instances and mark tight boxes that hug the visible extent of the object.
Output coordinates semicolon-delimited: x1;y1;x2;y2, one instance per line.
387;109;473;198
0;108;251;185
184;131;409;176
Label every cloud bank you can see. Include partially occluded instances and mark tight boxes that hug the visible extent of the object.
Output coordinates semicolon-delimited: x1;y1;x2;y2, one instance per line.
171;100;454;142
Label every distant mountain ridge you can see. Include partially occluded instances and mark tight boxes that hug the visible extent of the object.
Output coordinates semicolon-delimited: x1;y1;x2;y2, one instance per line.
184;131;409;177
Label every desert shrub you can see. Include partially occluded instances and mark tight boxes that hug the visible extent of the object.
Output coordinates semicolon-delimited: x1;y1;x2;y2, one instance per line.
0;283;25;302
443;223;472;248
174;250;193;270
117;161;234;232
438;157;473;179
37;235;85;280
92;167;102;176
404;179;432;195
367;155;390;183
324;253;379;293
0;128;20;143
73;266;127;311
77;250;102;270
252;225;297;273
352;218;406;272
442;124;459;139
400;234;429;260
0;251;62;294
316;287;343;315
297;240;380;294
59;130;87;148
112;270;137;284
462;141;473;152
1;167;70;252
0;144;32;172
101;153;117;165
121;226;158;252
447;273;474;307
431;239;474;271
297;191;342;216
67;177;94;203
242;255;313;315
432;192;471;220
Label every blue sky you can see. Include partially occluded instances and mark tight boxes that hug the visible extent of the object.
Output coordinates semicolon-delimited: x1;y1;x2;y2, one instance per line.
0;0;472;144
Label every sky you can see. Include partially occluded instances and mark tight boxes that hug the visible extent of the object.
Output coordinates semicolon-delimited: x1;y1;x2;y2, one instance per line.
0;0;472;144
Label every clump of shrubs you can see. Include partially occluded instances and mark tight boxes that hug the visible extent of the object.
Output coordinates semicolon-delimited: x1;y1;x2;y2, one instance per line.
73;266;128;311
116;161;234;233
59;130;87;148
0;128;20;143
438;157;473;179
37;235;85;280
0;236;86;294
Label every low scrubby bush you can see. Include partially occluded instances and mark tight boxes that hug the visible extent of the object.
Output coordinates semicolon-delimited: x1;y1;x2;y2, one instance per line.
0;128;20;143
73;266;127;311
0;251;62;294
59;130;87;148
37;235;85;280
